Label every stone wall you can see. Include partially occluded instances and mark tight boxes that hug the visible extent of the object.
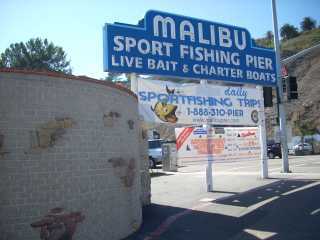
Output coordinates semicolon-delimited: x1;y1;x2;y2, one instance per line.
0;69;148;240
139;128;151;206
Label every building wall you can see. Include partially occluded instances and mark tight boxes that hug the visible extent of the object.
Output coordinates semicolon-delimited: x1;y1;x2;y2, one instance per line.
0;70;145;240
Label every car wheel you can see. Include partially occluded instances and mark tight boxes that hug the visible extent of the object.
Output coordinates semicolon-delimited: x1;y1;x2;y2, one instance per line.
149;158;156;169
268;152;275;159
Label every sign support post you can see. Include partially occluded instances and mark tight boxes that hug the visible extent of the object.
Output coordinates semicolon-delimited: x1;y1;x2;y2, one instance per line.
130;73;138;94
257;86;268;179
200;80;213;192
271;0;290;173
206;153;213;192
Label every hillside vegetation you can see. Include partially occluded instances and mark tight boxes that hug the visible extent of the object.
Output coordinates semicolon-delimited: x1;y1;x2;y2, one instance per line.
255;28;320;58
281;28;320;57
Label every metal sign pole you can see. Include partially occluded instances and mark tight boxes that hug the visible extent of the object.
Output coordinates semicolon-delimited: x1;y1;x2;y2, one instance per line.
200;80;213;192
271;0;290;172
257;86;268;178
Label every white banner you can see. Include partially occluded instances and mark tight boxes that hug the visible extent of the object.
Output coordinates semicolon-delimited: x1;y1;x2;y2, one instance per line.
175;126;261;164
137;79;263;126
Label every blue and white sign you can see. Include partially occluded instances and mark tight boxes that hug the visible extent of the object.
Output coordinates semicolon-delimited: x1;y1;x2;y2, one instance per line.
138;79;263;126
103;10;277;86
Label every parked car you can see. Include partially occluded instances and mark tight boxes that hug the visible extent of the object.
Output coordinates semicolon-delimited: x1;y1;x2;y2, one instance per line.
267;142;282;159
148;139;163;168
293;143;313;155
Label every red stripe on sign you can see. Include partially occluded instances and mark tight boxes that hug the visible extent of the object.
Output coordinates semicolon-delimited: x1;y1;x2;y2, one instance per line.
176;127;193;151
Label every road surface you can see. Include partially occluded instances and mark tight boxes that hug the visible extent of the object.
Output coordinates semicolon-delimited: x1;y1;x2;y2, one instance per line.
126;155;320;240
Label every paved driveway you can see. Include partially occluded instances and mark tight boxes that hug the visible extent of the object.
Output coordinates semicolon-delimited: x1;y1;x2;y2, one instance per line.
126;155;320;240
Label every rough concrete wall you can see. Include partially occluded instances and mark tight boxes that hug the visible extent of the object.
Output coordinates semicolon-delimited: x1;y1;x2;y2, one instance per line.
139;127;151;205
0;72;142;240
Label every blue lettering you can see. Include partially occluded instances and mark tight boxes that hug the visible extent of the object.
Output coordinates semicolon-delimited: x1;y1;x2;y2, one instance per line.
203;97;211;106
158;93;169;102
181;95;187;104
170;94;179;104
147;92;157;101
224;87;247;98
142;91;236;108
187;96;196;105
138;91;147;101
196;96;203;105
224;98;232;107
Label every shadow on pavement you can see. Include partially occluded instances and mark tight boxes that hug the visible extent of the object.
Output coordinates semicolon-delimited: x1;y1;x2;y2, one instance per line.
125;180;320;240
210;190;239;195
215;179;315;207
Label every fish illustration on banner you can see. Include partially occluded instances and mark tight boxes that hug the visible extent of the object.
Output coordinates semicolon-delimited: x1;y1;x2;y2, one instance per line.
150;85;178;123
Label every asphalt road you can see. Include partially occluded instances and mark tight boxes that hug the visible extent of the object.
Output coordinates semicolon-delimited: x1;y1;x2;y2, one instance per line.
126;155;320;240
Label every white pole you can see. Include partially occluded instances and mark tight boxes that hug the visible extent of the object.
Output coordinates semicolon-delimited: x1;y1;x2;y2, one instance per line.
257;86;268;179
271;0;290;172
200;79;213;192
130;73;138;94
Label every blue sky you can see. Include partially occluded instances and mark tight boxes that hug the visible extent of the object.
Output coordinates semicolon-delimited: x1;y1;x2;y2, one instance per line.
1;0;319;79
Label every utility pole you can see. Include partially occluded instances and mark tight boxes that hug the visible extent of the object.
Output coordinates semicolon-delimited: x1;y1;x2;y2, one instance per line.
271;0;290;172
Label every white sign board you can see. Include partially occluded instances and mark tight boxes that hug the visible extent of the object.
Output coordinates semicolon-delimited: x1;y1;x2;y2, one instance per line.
138;79;262;126
175;126;261;164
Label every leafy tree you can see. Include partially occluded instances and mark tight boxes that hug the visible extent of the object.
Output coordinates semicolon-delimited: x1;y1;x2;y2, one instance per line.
294;120;318;153
254;31;274;49
0;38;72;74
102;72;131;88
300;17;316;32
280;24;299;40
266;31;274;40
104;72;122;81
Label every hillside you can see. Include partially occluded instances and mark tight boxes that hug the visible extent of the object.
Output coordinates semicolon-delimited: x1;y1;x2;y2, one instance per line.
284;45;320;132
255;28;320;58
281;28;320;58
258;29;320;143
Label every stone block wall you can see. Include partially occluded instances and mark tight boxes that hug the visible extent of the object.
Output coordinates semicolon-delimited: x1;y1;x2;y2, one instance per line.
0;70;145;240
139;128;151;205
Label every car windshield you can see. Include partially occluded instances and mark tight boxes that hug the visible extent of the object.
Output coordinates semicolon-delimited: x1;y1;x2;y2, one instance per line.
148;140;162;149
